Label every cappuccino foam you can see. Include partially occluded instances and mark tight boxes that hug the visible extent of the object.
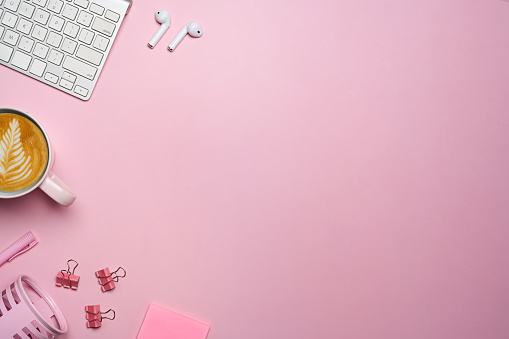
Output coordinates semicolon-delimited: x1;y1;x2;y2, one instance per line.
0;113;49;192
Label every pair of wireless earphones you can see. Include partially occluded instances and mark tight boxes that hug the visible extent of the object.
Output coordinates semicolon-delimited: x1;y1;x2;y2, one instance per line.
148;10;203;51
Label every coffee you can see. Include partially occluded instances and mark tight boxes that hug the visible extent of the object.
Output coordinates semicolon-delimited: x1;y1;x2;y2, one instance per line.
0;113;49;192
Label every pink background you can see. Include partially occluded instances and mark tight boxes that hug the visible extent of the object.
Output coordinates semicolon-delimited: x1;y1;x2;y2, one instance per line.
1;0;509;338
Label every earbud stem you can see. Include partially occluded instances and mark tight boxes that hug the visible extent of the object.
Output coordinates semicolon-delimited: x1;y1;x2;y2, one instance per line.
168;26;188;52
148;24;169;48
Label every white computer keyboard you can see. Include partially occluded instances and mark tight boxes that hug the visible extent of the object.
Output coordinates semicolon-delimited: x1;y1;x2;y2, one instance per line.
0;0;131;100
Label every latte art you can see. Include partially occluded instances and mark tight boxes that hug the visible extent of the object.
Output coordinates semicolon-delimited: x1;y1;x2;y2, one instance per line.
0;113;48;192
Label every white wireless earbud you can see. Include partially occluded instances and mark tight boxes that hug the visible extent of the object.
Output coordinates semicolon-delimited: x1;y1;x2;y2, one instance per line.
168;22;203;52
148;10;171;48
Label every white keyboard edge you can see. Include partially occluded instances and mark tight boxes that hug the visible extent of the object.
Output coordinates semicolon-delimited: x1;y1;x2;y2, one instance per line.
0;0;131;101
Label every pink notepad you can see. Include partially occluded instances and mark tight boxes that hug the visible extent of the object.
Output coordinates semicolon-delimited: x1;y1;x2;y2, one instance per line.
137;304;210;339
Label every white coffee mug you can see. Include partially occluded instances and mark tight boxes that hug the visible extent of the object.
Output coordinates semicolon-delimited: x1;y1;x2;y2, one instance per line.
0;107;75;206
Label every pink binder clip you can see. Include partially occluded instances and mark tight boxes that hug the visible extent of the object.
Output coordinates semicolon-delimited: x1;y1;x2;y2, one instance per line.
85;305;116;328
56;259;80;290
95;266;126;292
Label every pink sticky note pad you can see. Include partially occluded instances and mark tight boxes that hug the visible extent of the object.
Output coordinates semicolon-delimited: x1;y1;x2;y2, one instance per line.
137;304;210;339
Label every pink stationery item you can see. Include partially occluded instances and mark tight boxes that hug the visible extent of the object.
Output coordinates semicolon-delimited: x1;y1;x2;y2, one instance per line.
0;275;68;338
95;266;126;292
56;259;80;290
0;231;38;267
137;304;210;339
85;305;116;328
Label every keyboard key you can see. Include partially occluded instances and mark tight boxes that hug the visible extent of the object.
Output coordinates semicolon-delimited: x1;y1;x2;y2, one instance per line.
91;16;114;36
3;29;19;45
1;11;18;28
0;42;14;62
76;44;102;65
63;21;79;38
104;9;119;22
74;85;88;97
11;50;32;70
62;55;97;79
16;17;32;34
19;2;35;18
92;34;108;51
48;15;65;31
78;28;93;44
31;25;48;41
59;78;73;89
0;26;4;39
33;42;49;58
62;71;76;82
74;0;88;9
29;58;46;76
18;36;34;52
48;48;63;65
47;31;62;47
61;37;77;53
89;3;103;15
32;0;47;7
33;8;50;25
44;72;58;83
76;11;93;26
47;0;63;13
62;3;78;20
4;0;21;12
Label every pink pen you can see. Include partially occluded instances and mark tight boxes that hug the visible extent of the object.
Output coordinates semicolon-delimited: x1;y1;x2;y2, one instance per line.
0;232;38;267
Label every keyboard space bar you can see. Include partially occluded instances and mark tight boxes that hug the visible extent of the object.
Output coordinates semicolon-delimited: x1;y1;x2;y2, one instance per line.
62;56;97;80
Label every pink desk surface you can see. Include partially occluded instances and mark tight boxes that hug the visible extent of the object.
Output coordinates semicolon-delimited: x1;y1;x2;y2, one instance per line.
1;0;509;338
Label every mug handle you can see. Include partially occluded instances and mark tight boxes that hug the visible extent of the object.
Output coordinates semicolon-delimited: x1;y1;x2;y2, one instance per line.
39;171;76;206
